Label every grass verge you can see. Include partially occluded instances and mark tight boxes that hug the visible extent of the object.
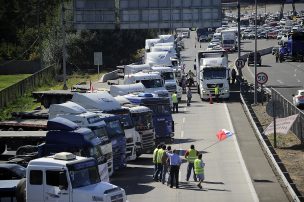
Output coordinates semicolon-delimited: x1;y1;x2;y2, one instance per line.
0;74;32;90
0;72;102;121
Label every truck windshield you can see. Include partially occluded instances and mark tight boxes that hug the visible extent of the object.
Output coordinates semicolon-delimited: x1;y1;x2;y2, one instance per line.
119;114;134;129
91;127;110;145
162;72;174;80
82;146;105;165
132;112;153;130
202;68;227;80
140;79;163;88
105;120;124;137
223;40;234;44
68;162;101;188
147;104;171;116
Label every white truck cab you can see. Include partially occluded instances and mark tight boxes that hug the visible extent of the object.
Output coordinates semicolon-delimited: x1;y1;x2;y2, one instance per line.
151;66;182;100
72;92;141;161
195;51;230;100
26;152;127;202
48;101;114;179
110;83;145;97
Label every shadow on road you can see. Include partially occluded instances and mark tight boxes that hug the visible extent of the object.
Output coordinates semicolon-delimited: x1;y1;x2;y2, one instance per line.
111;165;155;195
203;180;224;185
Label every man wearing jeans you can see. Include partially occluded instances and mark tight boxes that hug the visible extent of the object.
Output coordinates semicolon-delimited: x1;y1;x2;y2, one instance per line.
185;145;199;182
167;149;182;188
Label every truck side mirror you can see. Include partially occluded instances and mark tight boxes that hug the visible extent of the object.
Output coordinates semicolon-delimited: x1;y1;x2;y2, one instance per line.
292;94;295;97
59;171;68;190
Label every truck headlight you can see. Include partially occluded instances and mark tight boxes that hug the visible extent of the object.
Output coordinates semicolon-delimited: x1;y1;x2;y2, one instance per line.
92;196;104;201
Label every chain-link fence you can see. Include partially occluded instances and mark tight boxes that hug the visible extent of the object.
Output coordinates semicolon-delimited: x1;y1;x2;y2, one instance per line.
271;88;304;144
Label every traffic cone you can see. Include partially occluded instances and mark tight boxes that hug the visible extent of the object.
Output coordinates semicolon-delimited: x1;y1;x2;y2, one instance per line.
209;94;213;104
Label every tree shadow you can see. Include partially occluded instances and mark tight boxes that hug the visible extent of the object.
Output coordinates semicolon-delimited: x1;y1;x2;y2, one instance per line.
280;144;304;151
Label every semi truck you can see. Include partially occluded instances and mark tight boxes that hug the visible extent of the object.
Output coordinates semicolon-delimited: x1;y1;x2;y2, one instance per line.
279;32;304;62
71;92;138;162
194;50;230;100
221;29;237;52
114;96;155;154
123;93;174;143
16;152;127;202
48;101;114;176
2;117;111;182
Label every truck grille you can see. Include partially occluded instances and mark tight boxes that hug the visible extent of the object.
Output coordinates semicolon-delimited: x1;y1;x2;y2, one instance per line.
141;132;155;150
207;83;223;88
165;84;176;92
126;146;133;157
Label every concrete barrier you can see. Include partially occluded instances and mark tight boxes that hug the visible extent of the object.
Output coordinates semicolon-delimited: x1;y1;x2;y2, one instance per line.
99;70;119;83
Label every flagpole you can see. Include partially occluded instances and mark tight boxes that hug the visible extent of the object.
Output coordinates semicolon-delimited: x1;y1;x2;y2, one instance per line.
202;141;222;151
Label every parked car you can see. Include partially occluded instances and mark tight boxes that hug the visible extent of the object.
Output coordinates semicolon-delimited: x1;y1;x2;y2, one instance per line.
0;164;26;180
293;89;304;109
199;35;208;42
247;52;262;66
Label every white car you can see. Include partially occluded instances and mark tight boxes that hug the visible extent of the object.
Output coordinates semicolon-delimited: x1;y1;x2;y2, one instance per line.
293;89;304;109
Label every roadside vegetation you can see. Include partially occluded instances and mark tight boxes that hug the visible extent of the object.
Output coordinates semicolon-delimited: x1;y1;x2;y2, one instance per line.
0;72;100;121
0;74;31;90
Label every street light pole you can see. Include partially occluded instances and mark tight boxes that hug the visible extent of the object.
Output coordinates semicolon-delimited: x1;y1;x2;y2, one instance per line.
254;0;258;104
237;1;241;59
61;0;68;90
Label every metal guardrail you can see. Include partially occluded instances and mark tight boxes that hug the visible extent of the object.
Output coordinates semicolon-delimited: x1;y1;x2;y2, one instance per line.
240;91;301;202
271;88;304;144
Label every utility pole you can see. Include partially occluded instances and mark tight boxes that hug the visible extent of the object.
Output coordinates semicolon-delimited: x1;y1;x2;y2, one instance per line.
254;0;258;105
61;0;68;90
237;0;242;77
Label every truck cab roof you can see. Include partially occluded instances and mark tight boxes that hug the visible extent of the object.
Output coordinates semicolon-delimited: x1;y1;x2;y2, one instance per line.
110;83;145;97
124;71;162;81
151;66;174;73
28;153;90;168
201;57;228;68
72;92;121;112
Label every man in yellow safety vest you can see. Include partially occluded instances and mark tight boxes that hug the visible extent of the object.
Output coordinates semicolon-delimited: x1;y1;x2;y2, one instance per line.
152;144;162;179
214;84;220;103
172;91;178;113
194;153;205;189
184;144;199;182
153;144;166;181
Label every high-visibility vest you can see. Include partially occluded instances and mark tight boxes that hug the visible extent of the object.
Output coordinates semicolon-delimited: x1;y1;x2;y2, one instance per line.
214;86;220;95
153;148;158;163
172;93;178;103
194;159;204;175
186;149;197;163
156;149;164;163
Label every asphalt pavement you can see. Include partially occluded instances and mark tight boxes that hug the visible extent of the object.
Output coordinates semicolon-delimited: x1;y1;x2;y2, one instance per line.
110;31;290;202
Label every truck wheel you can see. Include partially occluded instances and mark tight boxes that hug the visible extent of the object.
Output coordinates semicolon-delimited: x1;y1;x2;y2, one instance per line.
16;178;26;202
0;143;6;154
16;145;38;155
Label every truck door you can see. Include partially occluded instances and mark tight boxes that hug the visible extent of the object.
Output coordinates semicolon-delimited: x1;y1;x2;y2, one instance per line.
44;170;70;202
27;169;44;202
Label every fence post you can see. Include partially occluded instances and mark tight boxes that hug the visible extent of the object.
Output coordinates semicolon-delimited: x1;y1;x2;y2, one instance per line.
300;114;303;145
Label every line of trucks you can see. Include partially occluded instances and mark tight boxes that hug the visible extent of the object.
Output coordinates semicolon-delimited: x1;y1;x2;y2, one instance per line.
0;34;184;201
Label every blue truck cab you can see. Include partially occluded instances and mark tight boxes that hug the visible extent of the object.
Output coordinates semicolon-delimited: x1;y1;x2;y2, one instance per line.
98;113;127;170
280;32;304;62
38;117;110;182
123;93;174;143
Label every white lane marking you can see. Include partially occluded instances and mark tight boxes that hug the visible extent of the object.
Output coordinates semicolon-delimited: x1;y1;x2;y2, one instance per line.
224;104;259;202
294;74;297;77
182;117;186;124
298;80;301;83
181;130;184;138
297;64;301;68
295;69;297;72
277;80;284;84
179;171;181;182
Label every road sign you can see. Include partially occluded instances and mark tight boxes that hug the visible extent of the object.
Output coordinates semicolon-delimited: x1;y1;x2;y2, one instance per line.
235;58;245;69
256;72;268;84
94;52;103;66
266;101;284;117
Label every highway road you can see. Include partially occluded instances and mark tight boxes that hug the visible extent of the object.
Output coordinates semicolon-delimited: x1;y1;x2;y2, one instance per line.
110;32;290;202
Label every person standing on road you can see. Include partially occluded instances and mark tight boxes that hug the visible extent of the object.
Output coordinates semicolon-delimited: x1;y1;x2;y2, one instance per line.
161;146;172;184
214;84;220;103
194;153;205;189
172;91;178;113
153;144;166;181
152;144;162;179
185;145;199;182
231;69;236;85
187;87;192;106
167;149;182;188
